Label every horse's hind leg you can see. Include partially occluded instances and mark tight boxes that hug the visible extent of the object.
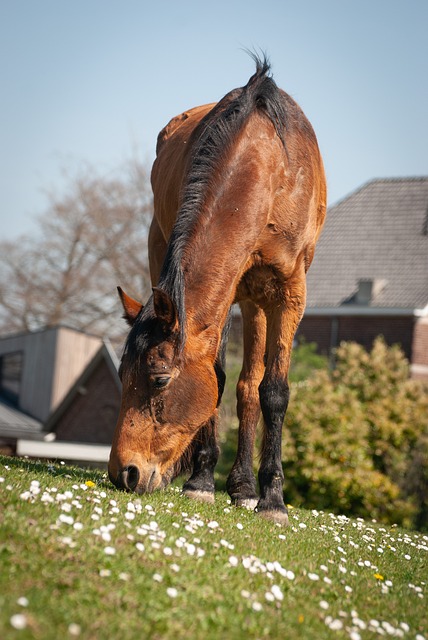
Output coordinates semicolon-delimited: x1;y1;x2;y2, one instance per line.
227;301;266;509
256;271;306;525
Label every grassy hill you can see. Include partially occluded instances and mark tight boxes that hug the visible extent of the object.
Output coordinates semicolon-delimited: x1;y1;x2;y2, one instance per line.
0;455;427;639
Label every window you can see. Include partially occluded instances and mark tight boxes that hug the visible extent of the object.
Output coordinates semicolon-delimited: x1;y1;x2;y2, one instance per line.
0;352;23;406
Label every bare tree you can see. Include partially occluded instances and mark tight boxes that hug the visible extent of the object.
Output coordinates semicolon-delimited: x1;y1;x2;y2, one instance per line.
0;159;153;344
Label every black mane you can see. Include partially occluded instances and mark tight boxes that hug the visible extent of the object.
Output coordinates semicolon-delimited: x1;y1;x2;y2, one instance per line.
127;54;288;359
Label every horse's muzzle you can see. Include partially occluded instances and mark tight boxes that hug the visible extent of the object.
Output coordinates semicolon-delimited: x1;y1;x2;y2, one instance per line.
110;463;164;494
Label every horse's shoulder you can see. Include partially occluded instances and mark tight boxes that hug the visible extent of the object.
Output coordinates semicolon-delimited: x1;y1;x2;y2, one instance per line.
156;104;216;155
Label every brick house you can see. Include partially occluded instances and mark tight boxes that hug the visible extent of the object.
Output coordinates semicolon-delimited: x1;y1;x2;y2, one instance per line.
0;326;121;462
297;177;428;379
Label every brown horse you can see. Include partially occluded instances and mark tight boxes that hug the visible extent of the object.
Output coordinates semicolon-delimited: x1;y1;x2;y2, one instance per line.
108;55;326;524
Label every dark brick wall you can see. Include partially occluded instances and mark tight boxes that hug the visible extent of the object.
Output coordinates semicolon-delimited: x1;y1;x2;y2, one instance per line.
295;317;332;355
54;360;121;444
297;315;415;360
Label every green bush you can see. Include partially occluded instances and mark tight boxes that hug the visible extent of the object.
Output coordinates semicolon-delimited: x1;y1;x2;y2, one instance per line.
283;337;428;530
289;339;329;383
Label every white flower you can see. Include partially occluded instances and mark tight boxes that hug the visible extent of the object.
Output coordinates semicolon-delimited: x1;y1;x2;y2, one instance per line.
319;600;329;610
153;573;163;582
104;546;116;555
299;522;307;529
207;521;219;529
59;514;74;525
17;597;29;607
252;602;263;611
328;619;343;631
229;556;239;567
68;623;81;636
163;547;173;556
166;587;178;598
271;585;283;601
308;573;320;581
10;614;27;629
265;592;275;602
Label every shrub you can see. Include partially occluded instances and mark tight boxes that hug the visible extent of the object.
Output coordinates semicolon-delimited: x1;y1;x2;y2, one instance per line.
283;337;428;530
289;339;329;383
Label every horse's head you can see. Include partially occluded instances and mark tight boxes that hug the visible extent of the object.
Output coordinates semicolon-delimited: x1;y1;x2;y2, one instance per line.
108;287;221;494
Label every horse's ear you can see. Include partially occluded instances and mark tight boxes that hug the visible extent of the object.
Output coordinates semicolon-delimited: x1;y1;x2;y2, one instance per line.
117;286;143;326
152;287;179;333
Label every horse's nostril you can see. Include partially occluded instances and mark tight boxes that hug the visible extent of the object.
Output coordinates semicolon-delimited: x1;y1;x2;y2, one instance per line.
121;465;140;492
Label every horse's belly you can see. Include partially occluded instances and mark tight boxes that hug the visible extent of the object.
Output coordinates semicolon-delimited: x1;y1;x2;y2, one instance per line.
235;258;287;307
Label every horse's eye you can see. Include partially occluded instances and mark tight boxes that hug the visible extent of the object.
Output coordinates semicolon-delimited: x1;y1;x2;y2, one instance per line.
152;376;171;389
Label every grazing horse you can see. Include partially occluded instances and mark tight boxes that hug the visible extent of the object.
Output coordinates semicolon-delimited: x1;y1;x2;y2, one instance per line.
108;55;326;524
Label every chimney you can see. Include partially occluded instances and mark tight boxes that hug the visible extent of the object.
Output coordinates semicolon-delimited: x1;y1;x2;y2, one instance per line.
355;278;387;305
355;279;373;305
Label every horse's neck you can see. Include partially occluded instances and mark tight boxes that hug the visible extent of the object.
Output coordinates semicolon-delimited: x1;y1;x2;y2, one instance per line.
180;207;262;332
177;121;279;333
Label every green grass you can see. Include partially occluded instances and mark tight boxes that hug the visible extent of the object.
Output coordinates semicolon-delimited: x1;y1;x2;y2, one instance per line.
1;456;427;640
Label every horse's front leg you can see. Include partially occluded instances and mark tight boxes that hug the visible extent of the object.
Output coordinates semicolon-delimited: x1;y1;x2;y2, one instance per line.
182;412;220;503
256;272;307;525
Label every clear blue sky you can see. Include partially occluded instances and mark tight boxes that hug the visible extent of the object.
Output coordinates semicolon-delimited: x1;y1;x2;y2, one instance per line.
1;0;427;238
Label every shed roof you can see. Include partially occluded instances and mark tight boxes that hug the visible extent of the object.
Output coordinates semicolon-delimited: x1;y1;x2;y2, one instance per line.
0;400;43;440
306;177;428;310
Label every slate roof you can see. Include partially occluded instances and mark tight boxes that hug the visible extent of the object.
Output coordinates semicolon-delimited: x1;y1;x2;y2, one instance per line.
306;177;428;310
0;400;43;440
